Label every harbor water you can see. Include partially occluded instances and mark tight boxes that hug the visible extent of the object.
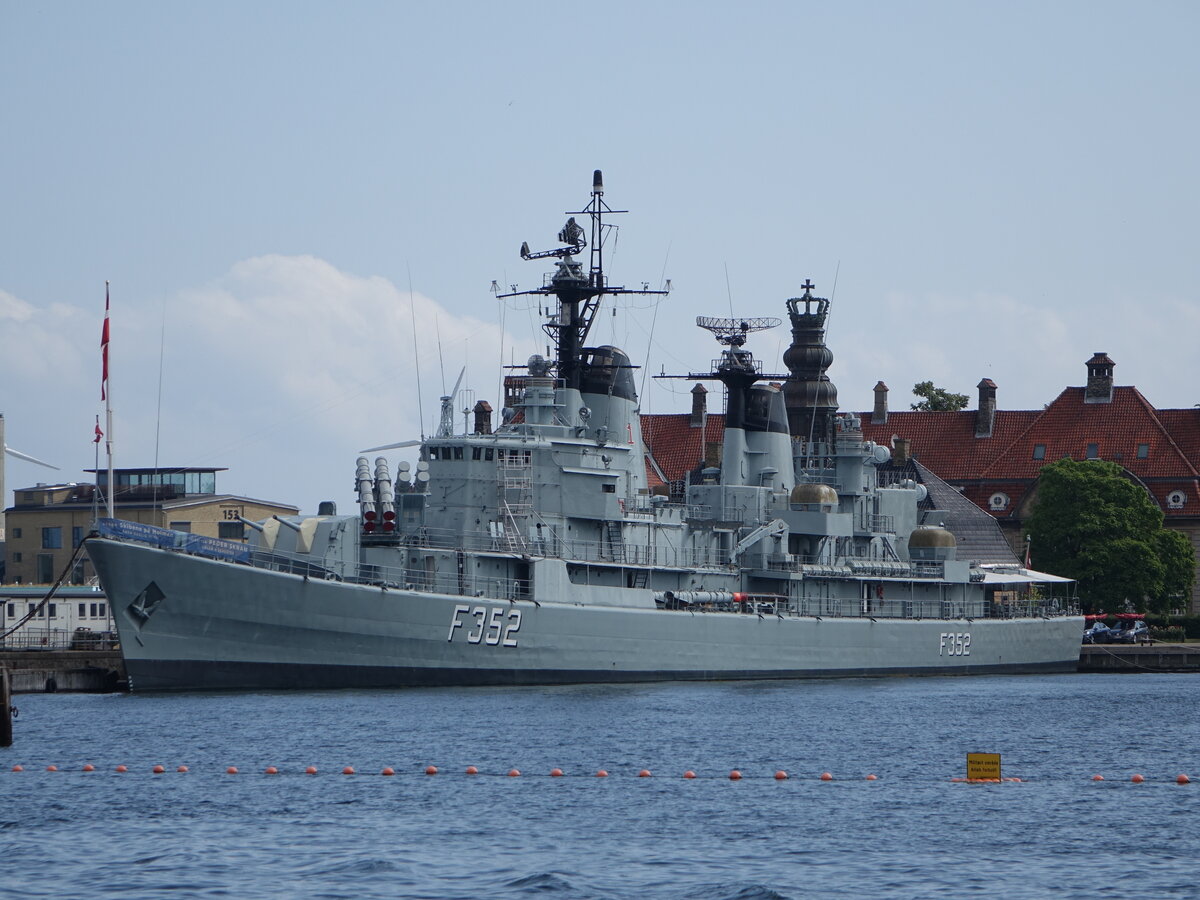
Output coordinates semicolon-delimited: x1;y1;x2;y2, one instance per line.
2;673;1197;899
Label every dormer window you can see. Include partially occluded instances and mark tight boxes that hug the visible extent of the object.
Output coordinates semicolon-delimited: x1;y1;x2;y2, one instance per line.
1086;443;1099;459
1137;444;1149;459
1032;444;1045;460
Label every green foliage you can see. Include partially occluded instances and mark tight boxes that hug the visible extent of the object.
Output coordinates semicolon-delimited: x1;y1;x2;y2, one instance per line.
1148;625;1184;643
1024;458;1195;613
910;381;969;411
1155;528;1197;606
1144;614;1200;640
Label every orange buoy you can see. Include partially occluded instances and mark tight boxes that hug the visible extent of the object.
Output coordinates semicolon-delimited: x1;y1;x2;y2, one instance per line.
264;766;279;775
819;772;833;781
115;765;127;773
177;766;189;773
305;766;317;775
46;765;58;772
774;770;789;780
550;768;564;777
1092;774;1104;781
342;766;355;775
1177;774;1191;785
465;766;479;775
729;770;742;780
227;767;239;775
865;774;878;781
638;769;652;778
152;765;166;774
381;767;395;776
1132;773;1145;783
10;765;22;772
425;765;438;776
82;764;95;772
507;768;521;777
683;770;697;779
595;769;608;778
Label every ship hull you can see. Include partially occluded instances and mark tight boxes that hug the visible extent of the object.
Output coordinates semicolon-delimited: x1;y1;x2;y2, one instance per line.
89;538;1082;692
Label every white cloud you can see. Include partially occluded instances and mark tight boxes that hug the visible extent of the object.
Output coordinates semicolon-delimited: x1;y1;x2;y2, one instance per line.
1;257;537;515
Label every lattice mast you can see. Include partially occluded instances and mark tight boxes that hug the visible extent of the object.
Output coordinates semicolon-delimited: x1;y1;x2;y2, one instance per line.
499;171;668;390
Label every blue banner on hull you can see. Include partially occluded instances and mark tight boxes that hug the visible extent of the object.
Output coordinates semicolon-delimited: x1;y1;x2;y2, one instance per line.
97;518;250;563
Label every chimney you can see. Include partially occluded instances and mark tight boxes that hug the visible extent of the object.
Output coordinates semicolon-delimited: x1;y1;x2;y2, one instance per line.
690;383;708;427
1084;352;1115;403
892;437;911;464
975;378;997;438
472;400;493;435
872;381;889;424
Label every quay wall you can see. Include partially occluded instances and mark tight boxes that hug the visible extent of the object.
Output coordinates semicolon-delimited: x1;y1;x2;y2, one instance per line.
1078;643;1200;673
0;650;125;694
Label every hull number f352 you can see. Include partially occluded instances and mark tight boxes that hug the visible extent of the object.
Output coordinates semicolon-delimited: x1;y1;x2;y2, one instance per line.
449;604;522;647
939;632;971;656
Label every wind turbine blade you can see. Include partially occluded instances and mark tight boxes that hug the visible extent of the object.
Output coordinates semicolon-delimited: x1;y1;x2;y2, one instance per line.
5;446;60;469
359;439;422;453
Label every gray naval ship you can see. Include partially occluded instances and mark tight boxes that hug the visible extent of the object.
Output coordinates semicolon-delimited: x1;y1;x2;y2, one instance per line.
87;171;1082;691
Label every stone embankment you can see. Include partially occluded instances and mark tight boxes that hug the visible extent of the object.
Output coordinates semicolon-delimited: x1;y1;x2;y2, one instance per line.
0;650;125;693
1078;643;1200;673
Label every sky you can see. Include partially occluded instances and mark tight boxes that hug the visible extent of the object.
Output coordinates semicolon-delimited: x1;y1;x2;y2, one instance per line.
2;1;1198;516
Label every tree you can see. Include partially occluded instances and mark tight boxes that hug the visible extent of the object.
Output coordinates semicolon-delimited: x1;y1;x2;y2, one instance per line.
910;381;969;411
1155;528;1197;610
1024;458;1196;613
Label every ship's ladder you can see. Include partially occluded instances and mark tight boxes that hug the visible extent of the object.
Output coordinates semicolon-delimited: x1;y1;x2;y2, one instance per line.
498;450;533;550
604;520;625;562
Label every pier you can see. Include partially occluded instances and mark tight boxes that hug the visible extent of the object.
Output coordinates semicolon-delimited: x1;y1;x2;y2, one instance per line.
1078;643;1200;673
0;650;125;693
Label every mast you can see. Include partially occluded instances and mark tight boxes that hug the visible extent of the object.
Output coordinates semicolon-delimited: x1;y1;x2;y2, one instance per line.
500;171;668;391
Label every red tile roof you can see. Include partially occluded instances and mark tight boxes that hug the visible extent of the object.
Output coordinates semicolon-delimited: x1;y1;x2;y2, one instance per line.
642;414;725;485
859;410;1041;480
860;386;1200;519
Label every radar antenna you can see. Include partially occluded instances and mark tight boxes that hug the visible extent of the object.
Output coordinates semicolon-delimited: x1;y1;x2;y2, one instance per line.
695;316;781;348
519;217;586;261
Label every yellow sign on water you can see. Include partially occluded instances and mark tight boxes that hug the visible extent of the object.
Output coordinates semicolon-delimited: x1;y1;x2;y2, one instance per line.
967;753;1002;781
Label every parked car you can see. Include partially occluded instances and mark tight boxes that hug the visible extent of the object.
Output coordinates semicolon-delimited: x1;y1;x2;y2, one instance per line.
1108;620;1151;644
1082;621;1113;644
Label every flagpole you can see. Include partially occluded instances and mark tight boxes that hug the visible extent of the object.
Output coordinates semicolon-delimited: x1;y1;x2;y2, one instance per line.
102;281;114;519
92;416;102;525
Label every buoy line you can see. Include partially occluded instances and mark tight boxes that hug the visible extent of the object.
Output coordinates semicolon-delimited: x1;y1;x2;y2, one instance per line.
3;764;1193;783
